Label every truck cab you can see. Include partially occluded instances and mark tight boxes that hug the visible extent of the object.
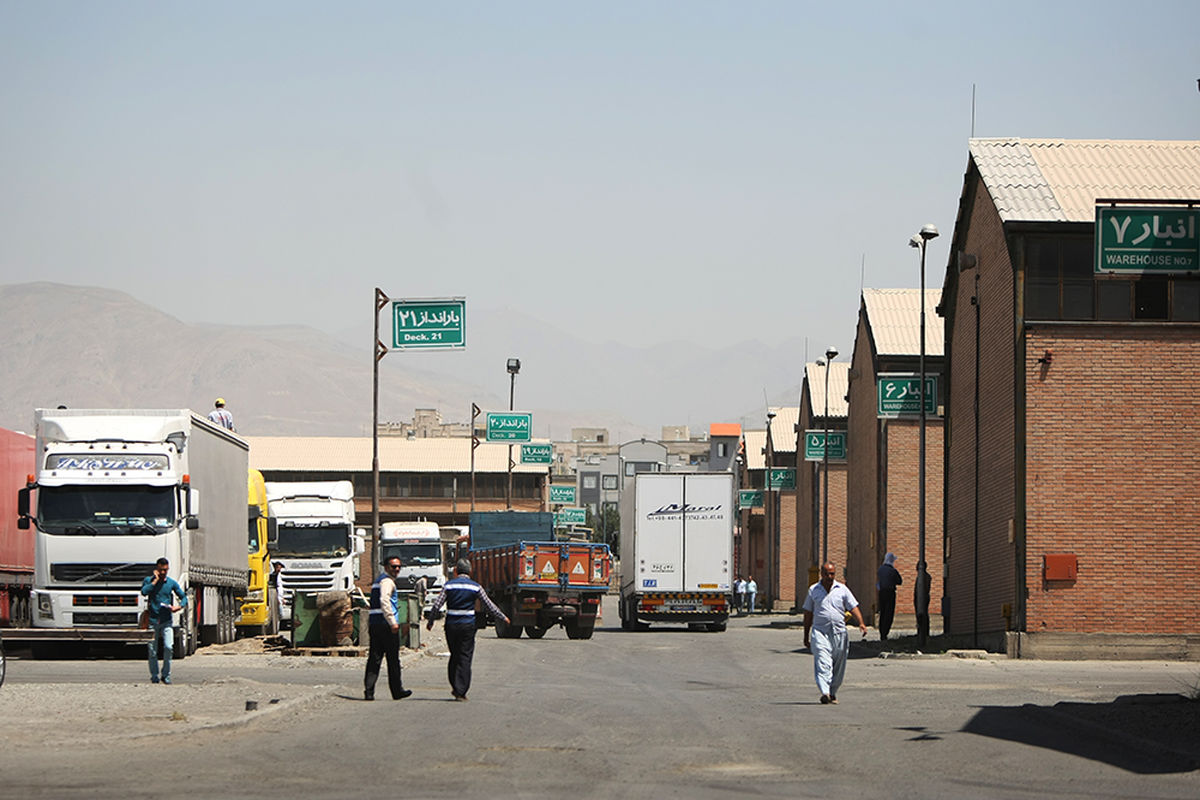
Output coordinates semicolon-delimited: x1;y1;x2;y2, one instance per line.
378;520;445;610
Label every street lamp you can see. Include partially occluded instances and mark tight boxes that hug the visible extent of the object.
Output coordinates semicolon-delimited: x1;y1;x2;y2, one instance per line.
506;357;520;509
822;346;837;565
764;410;776;612
909;222;938;646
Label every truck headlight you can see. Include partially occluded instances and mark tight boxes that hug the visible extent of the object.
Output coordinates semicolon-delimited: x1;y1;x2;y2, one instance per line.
37;593;53;618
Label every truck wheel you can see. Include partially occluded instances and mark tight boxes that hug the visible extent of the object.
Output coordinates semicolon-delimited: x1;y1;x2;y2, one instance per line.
564;619;594;640
706;621;728;632
619;599;634;631
495;612;522;639
0;637;6;688
523;626;547;639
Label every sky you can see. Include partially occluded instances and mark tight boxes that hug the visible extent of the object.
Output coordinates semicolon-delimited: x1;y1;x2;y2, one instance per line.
2;1;1199;362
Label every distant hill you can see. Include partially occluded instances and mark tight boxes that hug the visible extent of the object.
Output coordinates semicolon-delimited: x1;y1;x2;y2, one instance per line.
0;282;805;438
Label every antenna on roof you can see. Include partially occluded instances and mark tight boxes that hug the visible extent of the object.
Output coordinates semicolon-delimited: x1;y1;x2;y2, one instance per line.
971;83;976;138
860;253;866;294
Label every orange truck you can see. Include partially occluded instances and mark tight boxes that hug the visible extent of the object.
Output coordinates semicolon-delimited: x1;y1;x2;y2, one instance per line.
459;511;611;640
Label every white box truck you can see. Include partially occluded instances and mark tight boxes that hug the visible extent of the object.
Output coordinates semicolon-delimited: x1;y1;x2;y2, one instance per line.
618;472;734;632
378;520;446;612
265;481;364;623
16;409;249;656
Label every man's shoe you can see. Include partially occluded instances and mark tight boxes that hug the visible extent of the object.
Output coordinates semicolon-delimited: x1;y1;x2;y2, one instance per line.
162;676;171;685
452;693;468;701
364;692;374;701
829;695;838;704
819;694;831;704
150;677;159;684
395;689;413;700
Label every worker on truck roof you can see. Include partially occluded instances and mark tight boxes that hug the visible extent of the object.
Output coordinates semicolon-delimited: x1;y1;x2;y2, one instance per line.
208;398;235;431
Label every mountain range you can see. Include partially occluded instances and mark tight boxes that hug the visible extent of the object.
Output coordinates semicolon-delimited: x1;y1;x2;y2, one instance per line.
0;283;807;438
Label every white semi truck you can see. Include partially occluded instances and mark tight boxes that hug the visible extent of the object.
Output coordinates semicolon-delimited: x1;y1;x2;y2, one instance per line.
16;409;249;656
618;472;734;632
378;520;446;611
264;481;364;623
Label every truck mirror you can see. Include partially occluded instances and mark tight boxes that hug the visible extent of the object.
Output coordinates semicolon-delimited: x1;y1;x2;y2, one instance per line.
17;486;30;517
266;518;278;546
186;516;200;530
18;516;30;530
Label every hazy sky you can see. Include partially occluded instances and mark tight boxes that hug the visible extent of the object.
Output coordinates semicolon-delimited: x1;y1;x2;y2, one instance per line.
3;1;1199;357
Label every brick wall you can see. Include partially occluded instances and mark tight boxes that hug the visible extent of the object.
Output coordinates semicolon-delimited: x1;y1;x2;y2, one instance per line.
1024;326;1200;634
883;419;944;615
846;307;880;620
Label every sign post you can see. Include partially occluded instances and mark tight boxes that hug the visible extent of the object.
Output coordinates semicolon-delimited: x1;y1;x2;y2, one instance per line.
877;374;938;418
392;299;467;349
1095;206;1200;274
549;485;577;505
485;412;532;442
803;431;847;462
520;443;552;464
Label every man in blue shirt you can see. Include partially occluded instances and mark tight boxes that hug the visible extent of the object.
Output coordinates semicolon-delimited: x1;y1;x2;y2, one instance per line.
426;559;509;701
141;558;187;685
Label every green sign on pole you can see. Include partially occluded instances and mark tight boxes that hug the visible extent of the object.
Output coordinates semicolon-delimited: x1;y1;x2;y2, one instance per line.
392;298;466;349
766;468;795;490
521;443;552;464
485;412;532;442
877;374;938;418
1095;206;1200;274
804;430;847;462
739;489;764;509
549;484;577;504
555;507;587;527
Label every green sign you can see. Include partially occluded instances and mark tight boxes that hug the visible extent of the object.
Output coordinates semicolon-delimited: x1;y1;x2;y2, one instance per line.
1096;206;1200;274
766;468;795;490
392;299;466;349
555;507;587;526
803;430;847;462
521;443;552;464
549;484;577;504
877;374;937;417
738;489;763;509
485;412;532;442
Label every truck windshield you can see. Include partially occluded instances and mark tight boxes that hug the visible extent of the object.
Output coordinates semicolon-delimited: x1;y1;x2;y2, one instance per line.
37;485;175;535
274;523;351;557
381;543;442;567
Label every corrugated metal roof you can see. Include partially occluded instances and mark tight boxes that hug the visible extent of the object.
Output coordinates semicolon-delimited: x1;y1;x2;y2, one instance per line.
767;407;798;454
803;361;849;419
971;138;1200;223
245;436;549;473
862;288;944;357
744;430;767;471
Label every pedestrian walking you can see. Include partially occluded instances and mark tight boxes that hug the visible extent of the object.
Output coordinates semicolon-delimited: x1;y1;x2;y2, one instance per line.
426;559;509;701
141;558;187;685
207;398;235;431
732;576;745;615
876;552;902;641
746;575;758;614
363;556;412;700
802;562;867;704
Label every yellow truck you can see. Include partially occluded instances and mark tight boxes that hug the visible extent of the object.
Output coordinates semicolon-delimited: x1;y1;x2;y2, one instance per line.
236;469;277;635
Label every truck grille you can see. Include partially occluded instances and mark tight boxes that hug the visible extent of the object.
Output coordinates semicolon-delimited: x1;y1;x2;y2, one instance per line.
73;594;138;607
72;612;138;626
281;571;338;591
52;563;156;583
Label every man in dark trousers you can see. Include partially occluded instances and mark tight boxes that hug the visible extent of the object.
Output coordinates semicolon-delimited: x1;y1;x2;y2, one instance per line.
426;559;509;701
876;552;902;641
363;556;412;701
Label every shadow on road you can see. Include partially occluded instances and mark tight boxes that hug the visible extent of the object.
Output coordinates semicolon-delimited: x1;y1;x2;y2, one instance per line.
962;693;1199;774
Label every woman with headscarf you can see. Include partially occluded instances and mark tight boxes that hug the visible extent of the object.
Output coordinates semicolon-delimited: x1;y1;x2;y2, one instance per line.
876;553;902;641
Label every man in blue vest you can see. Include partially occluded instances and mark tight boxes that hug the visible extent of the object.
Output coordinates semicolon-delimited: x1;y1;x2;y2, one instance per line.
426;558;509;701
363;556;412;701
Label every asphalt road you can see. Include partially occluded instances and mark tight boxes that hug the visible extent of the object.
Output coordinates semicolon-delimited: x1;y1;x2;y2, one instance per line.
1;596;1198;799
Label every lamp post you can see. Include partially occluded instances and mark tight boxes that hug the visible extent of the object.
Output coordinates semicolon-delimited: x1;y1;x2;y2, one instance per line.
909;223;938;647
822;346;837;564
506;357;520;509
764;410;776;611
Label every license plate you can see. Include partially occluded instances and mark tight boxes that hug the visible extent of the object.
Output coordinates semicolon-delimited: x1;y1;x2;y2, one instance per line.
669;604;697;611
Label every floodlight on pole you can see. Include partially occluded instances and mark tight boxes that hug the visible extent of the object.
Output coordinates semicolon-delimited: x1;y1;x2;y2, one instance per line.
909;222;938;647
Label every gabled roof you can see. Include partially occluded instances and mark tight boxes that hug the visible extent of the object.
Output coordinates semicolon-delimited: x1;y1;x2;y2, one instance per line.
803;361;849;419
246;436;549;473
744;429;767;471
970;138;1200;223
862;288;944;358
767;407;798;454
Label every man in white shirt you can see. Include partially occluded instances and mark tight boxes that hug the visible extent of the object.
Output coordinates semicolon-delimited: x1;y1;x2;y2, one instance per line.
802;562;868;704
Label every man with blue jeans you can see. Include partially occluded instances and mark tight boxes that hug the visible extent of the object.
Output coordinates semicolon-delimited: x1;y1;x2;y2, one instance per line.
802;562;867;705
141;557;187;685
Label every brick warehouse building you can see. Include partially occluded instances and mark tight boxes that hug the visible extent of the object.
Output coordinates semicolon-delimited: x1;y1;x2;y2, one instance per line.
845;289;944;626
742;410;799;611
792;362;847;610
938;138;1200;658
